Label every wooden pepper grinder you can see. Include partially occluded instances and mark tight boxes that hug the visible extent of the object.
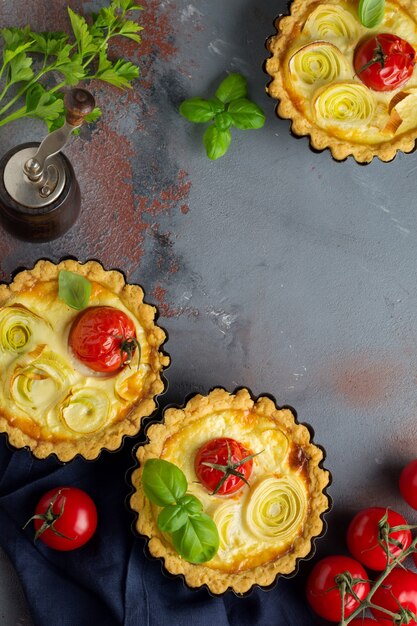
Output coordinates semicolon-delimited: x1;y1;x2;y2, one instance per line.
0;88;95;242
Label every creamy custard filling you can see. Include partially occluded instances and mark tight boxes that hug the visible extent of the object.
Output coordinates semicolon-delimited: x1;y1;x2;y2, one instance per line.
160;409;309;573
0;280;152;441
283;0;417;144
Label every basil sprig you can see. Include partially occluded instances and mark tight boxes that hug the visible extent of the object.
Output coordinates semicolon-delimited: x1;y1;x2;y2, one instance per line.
179;73;266;160
58;270;91;310
358;0;385;28
142;459;219;564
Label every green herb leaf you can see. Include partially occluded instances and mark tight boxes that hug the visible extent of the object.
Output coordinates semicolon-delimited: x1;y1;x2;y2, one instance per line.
118;19;144;43
228;98;266;130
95;57;139;88
68;7;97;56
179;98;217;123
142;459;187;507
215;73;247;103
27;32;68;56
1;26;32;49
55;59;86;85
203;125;232;160
3;42;33;67
157;504;189;533
178;494;203;515
8;52;34;85
207;97;225;114
84;106;102;124
171;512;220;563
358;0;385;28
215;111;233;131
58;270;92;311
113;0;144;12
25;84;64;122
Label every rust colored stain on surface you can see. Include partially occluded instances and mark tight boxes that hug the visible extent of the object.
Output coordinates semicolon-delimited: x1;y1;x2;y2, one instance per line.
152;284;182;318
329;354;404;408
139;0;178;62
137;172;191;217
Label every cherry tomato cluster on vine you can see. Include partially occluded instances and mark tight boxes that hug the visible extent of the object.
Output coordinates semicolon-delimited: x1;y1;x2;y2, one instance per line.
306;459;417;624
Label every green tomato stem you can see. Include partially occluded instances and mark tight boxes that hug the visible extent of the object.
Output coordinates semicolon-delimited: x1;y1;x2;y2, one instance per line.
339;534;417;625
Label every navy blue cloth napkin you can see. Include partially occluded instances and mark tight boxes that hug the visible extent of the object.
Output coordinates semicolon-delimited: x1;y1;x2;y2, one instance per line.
0;435;320;626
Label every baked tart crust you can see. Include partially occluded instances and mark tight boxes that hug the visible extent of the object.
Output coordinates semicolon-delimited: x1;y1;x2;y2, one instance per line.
265;0;417;162
0;259;169;461
130;388;330;595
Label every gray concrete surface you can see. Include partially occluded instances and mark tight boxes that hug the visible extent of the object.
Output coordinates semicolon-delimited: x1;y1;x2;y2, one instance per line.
1;0;417;624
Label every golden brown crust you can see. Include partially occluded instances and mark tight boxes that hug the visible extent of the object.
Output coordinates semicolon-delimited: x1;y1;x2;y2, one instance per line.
130;388;330;594
265;0;417;162
0;259;169;461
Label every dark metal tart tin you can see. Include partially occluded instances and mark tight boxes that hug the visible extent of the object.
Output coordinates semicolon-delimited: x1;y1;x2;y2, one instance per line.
0;257;170;462
127;386;332;597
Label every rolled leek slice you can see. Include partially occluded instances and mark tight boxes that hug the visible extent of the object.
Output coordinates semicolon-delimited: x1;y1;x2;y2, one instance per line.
59;387;112;433
244;475;307;543
289;42;350;86
8;345;76;414
303;5;360;41
0;304;48;355
314;82;375;127
212;502;242;552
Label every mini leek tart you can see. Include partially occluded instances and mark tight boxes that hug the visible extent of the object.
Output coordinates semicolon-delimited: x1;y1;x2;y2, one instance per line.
266;0;417;162
130;388;330;594
0;259;169;461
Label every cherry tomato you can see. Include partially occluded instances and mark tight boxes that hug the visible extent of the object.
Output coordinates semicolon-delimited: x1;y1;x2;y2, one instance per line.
350;620;384;626
347;507;411;571
29;487;97;551
400;459;417;510
354;34;415;92
371;568;417;625
69;306;138;373
306;555;370;622
194;437;255;495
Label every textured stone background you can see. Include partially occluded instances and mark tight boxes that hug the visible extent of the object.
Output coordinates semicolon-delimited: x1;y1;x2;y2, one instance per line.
2;0;417;623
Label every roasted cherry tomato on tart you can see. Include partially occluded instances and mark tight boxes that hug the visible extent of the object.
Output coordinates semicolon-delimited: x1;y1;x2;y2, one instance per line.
347;507;412;571
25;487;97;551
69;306;140;373
354;33;416;92
194;437;260;495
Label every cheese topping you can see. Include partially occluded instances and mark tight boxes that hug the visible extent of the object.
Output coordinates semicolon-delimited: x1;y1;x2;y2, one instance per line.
283;0;417;144
0;280;151;441
160;408;309;573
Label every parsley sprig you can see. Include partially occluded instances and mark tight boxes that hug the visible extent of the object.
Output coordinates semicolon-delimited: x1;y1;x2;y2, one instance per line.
180;73;266;160
0;0;143;130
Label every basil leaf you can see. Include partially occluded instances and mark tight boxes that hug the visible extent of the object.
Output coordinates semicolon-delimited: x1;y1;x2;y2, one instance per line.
142;459;187;507
178;494;203;515
157;504;188;533
215;73;247;103
203;125;232;160
358;0;385;28
171;512;219;563
179;98;216;123
58;270;91;310
207;97;225;114
228;99;266;130
215;111;233;131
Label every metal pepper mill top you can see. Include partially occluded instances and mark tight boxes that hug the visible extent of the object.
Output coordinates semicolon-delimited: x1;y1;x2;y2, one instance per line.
0;88;95;242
